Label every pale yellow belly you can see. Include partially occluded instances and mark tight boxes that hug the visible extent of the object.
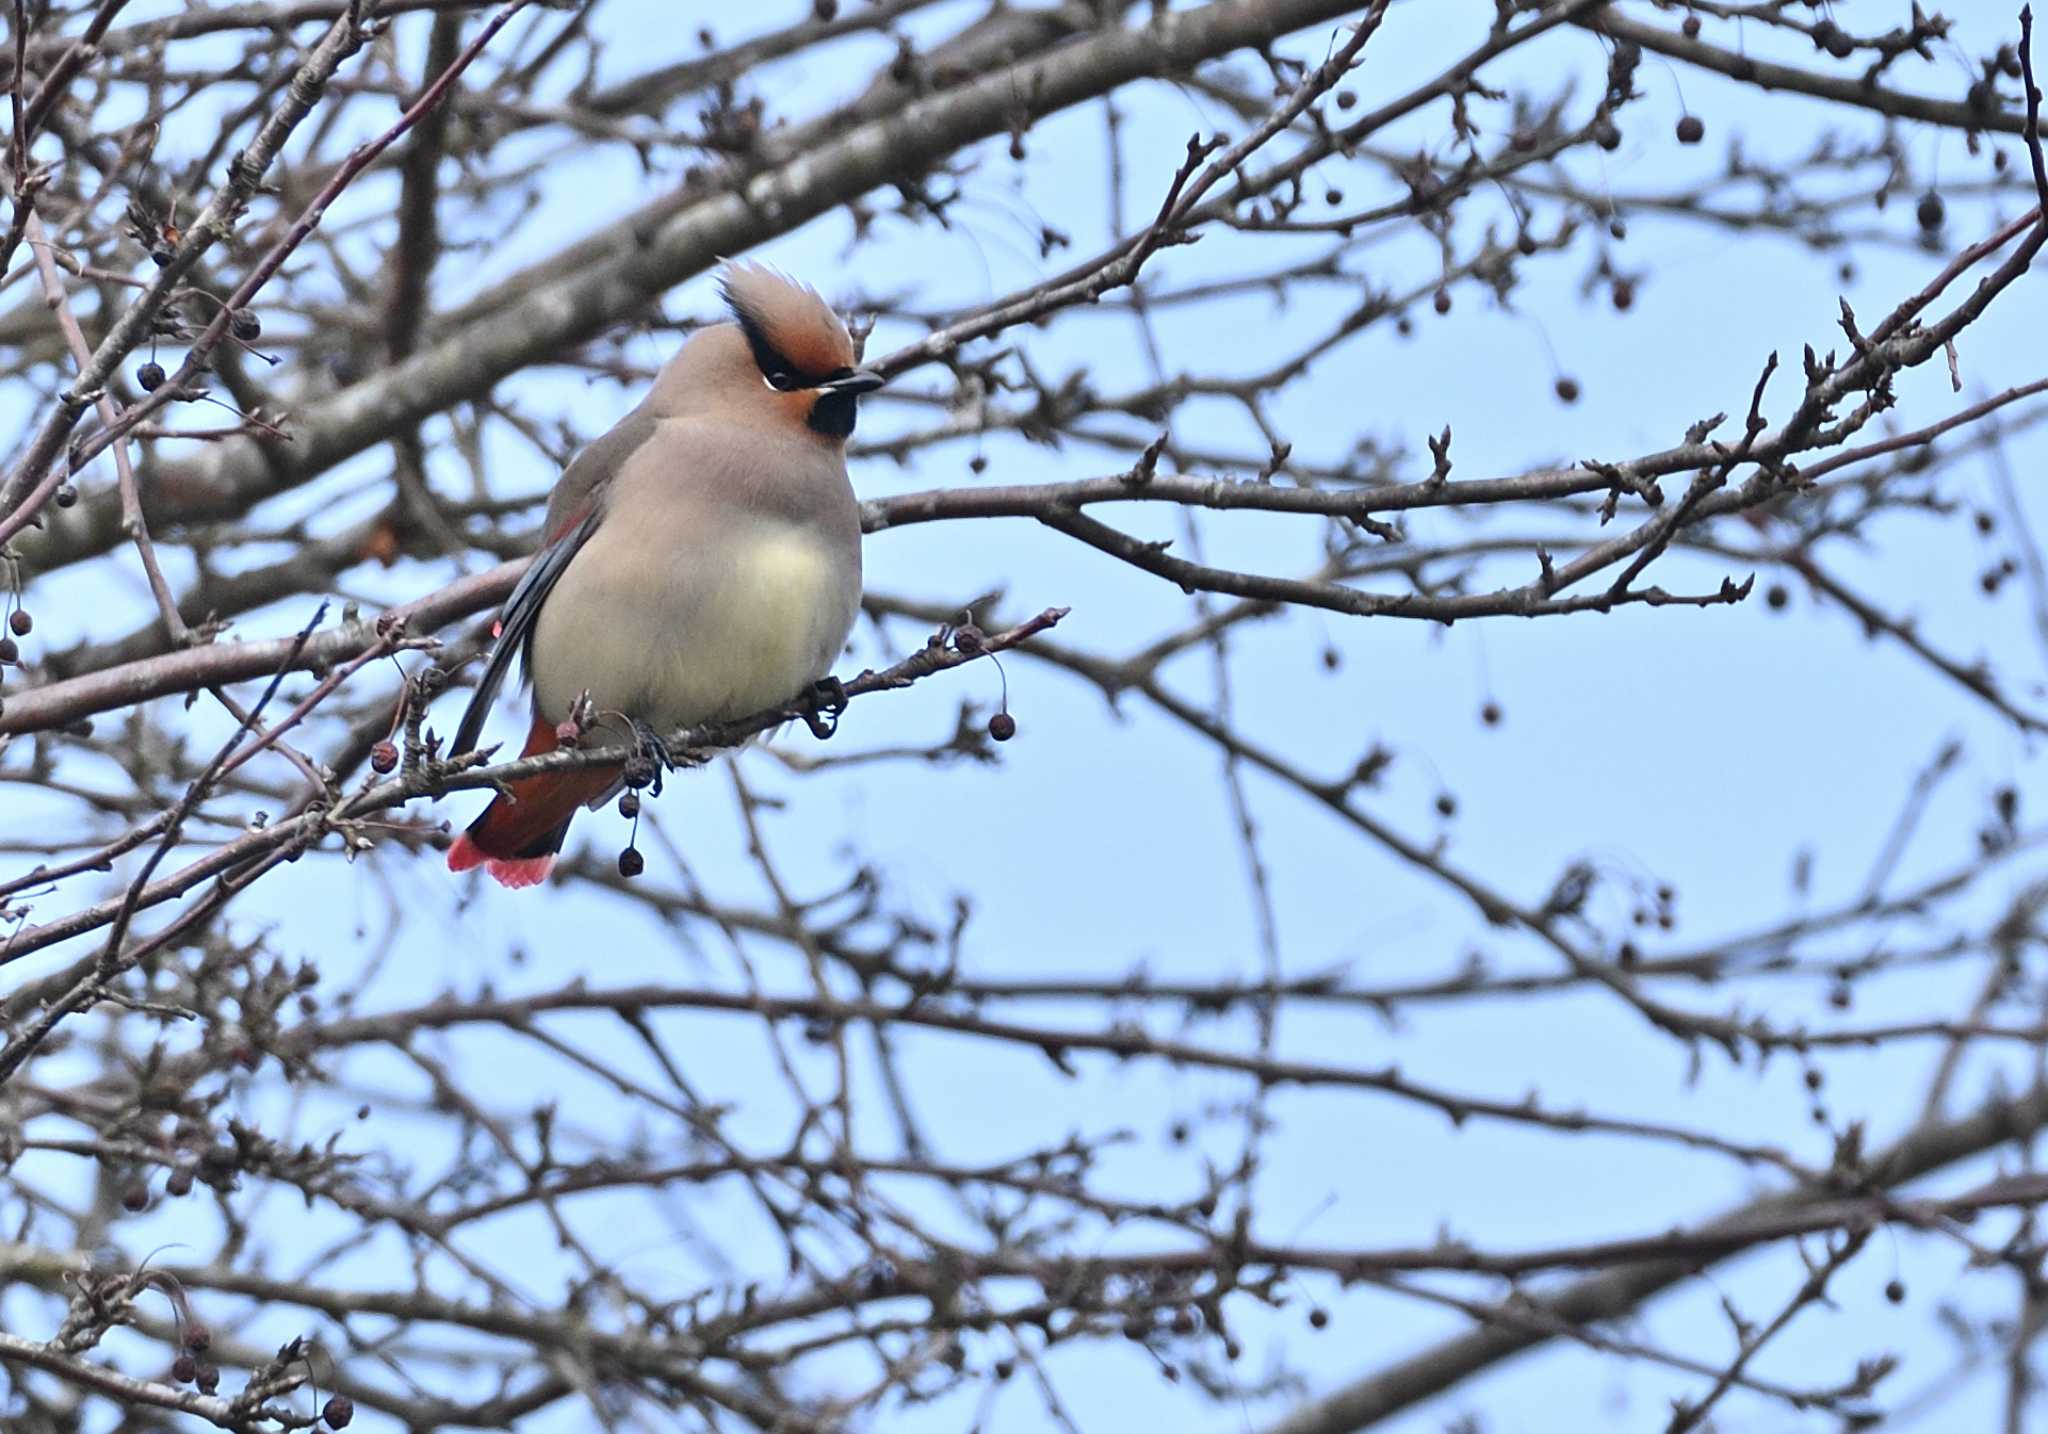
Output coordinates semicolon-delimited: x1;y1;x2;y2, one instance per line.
530;523;856;732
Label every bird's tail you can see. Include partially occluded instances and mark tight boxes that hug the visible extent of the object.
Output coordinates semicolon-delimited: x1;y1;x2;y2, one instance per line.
446;713;619;889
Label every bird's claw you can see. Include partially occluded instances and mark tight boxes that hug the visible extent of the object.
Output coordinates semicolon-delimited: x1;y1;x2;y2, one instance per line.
800;676;848;740
625;718;673;796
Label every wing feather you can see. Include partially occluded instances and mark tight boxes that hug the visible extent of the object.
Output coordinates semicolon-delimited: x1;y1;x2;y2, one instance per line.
451;507;601;756
449;409;658;756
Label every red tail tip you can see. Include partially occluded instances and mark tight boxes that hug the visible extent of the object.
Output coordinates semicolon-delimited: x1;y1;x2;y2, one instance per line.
447;833;553;889
447;832;486;872
485;854;554;889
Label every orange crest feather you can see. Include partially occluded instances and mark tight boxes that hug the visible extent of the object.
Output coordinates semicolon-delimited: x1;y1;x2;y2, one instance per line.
717;261;856;381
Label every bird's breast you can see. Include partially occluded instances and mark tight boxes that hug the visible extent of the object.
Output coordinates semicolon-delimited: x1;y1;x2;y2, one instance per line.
531;516;859;732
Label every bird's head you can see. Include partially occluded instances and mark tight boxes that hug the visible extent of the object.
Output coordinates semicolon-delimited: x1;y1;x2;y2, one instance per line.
651;262;883;442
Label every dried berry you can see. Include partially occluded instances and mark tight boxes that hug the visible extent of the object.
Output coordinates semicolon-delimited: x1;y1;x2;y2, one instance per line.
988;712;1016;742
1554;377;1580;404
1432;287;1452;314
183;1322;212;1353
1435;793;1456;817
618;847;644;878
1765;583;1789;610
617;791;640;819
322;1395;355;1429
137;361;165;391
621;754;656;789
121;1183;148;1212
195;1363;219;1394
231;311;261;340
172;1352;198;1383
554;719;580;747
1594;120;1621;151
1885;1279;1905;1304
53;483;75;508
0;637;15;663
10;609;31;636
166;1165;194;1197
1308;1307;1330;1329
1916;191;1944;231
1675;114;1705;144
369;740;398;774
1681;13;1701;37
1480;701;1502;727
1611;278;1635;311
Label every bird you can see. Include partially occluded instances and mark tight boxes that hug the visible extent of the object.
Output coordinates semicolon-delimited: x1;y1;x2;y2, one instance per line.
445;263;882;888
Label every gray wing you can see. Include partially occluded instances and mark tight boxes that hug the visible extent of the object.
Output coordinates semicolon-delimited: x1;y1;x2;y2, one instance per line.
450;508;601;756
449;409;657;755
541;408;654;543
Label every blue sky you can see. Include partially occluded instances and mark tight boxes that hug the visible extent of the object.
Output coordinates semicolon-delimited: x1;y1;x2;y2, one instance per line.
10;2;2048;1430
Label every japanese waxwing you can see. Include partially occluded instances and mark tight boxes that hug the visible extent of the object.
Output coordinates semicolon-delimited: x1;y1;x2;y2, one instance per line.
445;263;883;888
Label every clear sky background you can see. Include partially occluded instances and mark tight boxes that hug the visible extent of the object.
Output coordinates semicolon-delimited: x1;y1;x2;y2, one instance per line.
10;1;2048;1430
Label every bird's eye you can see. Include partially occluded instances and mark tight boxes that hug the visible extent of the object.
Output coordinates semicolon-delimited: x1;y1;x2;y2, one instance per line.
762;367;801;392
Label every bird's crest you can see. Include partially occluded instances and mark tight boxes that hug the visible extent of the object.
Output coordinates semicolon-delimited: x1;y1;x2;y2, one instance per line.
717;262;856;388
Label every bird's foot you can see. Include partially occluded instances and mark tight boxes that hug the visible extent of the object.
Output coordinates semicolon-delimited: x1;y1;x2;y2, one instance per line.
624;718;674;796
799;676;848;740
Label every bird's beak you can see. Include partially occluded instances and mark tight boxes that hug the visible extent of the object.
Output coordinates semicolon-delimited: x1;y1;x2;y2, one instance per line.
821;368;886;396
